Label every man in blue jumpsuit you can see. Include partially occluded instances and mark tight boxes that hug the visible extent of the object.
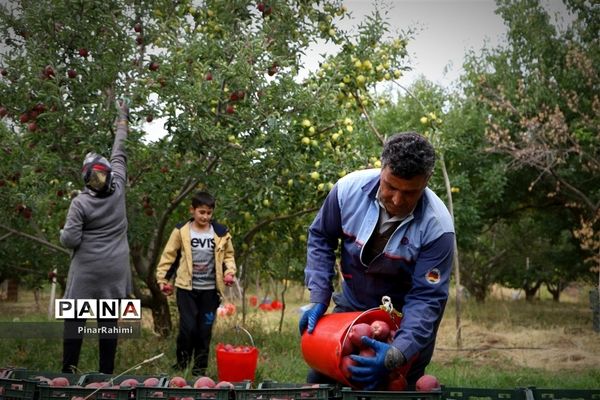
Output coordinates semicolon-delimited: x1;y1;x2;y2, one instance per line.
299;132;455;390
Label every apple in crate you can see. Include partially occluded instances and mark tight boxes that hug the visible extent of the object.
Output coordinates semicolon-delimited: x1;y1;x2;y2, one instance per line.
50;377;70;387
169;376;187;388
215;381;234;389
143;377;160;387
193;376;216;388
119;378;139;387
416;374;441;391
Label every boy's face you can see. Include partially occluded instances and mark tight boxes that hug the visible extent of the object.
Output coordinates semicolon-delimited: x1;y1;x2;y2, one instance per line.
190;204;213;230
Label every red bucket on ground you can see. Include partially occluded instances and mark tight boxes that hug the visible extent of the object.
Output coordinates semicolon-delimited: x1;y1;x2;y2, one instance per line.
215;343;259;383
300;308;404;388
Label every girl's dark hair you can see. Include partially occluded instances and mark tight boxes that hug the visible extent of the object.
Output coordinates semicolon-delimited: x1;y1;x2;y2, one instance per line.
191;191;216;209
381;132;436;179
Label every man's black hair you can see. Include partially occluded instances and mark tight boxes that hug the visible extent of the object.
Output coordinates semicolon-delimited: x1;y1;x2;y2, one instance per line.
191;191;216;209
381;132;436;179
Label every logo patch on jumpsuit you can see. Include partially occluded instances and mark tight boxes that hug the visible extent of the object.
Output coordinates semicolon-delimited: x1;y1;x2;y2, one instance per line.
425;268;441;284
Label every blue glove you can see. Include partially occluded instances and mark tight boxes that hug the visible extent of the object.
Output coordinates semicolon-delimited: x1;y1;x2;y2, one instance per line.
298;303;327;334
349;336;406;390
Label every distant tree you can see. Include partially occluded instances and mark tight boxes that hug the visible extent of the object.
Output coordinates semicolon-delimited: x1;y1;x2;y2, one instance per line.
463;0;599;286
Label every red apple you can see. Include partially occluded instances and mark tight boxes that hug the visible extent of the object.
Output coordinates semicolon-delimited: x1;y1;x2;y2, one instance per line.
267;63;277;76
162;283;173;295
169;376;187;388
136;35;144;45
0;68;7;76
146;114;154;123
0;107;7;118
119;378;139;388
348;323;373;348
142;377;159;387
50;377;70;387
44;65;55;78
387;374;408;391
19;113;29;123
371;320;391;341
339;355;357;379
149;61;160;71
193;376;215;388
67;69;77;78
225;104;235;114
358;347;375;358
204;72;213;81
223;274;235;285
33;102;46;113
78;48;88;57
415;374;440;391
134;22;142;32
27;122;38;132
215;381;234;389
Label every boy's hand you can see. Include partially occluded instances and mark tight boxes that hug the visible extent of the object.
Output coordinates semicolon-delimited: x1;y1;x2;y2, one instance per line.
160;283;173;296
224;273;235;286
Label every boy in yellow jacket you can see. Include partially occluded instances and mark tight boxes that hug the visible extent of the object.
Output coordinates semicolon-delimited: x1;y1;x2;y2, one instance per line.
156;191;237;375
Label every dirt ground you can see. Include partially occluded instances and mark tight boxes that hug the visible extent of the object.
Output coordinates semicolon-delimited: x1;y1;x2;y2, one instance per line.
433;285;600;372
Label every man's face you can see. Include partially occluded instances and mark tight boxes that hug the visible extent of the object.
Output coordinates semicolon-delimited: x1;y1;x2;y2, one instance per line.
378;165;429;218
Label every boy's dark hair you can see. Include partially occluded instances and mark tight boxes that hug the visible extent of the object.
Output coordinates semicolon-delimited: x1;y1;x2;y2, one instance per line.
191;191;216;209
381;132;436;179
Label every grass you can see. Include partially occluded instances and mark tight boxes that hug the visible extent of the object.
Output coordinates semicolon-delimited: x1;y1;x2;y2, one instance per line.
1;284;599;389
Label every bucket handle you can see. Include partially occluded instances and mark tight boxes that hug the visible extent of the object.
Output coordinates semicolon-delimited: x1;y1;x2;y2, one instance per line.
379;295;402;321
233;325;255;347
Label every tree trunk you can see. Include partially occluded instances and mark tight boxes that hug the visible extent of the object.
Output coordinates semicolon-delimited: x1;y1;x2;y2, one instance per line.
440;154;462;349
524;281;542;301
151;296;172;338
546;282;563;302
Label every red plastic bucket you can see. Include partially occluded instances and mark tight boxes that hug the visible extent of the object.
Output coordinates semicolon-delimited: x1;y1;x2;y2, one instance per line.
215;326;258;382
300;308;403;388
215;343;258;382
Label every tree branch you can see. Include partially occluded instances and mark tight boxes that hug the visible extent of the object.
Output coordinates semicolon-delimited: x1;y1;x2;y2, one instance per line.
0;224;69;255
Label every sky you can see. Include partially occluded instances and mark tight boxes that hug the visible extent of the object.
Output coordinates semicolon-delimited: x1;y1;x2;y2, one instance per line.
305;0;508;88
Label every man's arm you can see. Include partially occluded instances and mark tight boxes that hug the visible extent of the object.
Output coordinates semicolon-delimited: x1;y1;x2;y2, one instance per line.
391;232;455;360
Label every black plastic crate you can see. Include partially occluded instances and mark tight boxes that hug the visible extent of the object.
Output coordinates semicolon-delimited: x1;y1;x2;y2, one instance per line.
341;387;442;400
235;381;334;400
443;387;528;400
9;369;82;386
1;367;15;378
38;384;133;400
0;377;37;400
136;386;232;400
79;373;168;388
529;388;600;400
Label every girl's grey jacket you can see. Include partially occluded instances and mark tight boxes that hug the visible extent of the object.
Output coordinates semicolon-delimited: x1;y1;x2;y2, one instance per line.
60;122;132;300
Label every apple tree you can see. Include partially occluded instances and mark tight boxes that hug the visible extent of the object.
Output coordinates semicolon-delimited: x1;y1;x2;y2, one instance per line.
0;0;413;335
462;0;600;291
